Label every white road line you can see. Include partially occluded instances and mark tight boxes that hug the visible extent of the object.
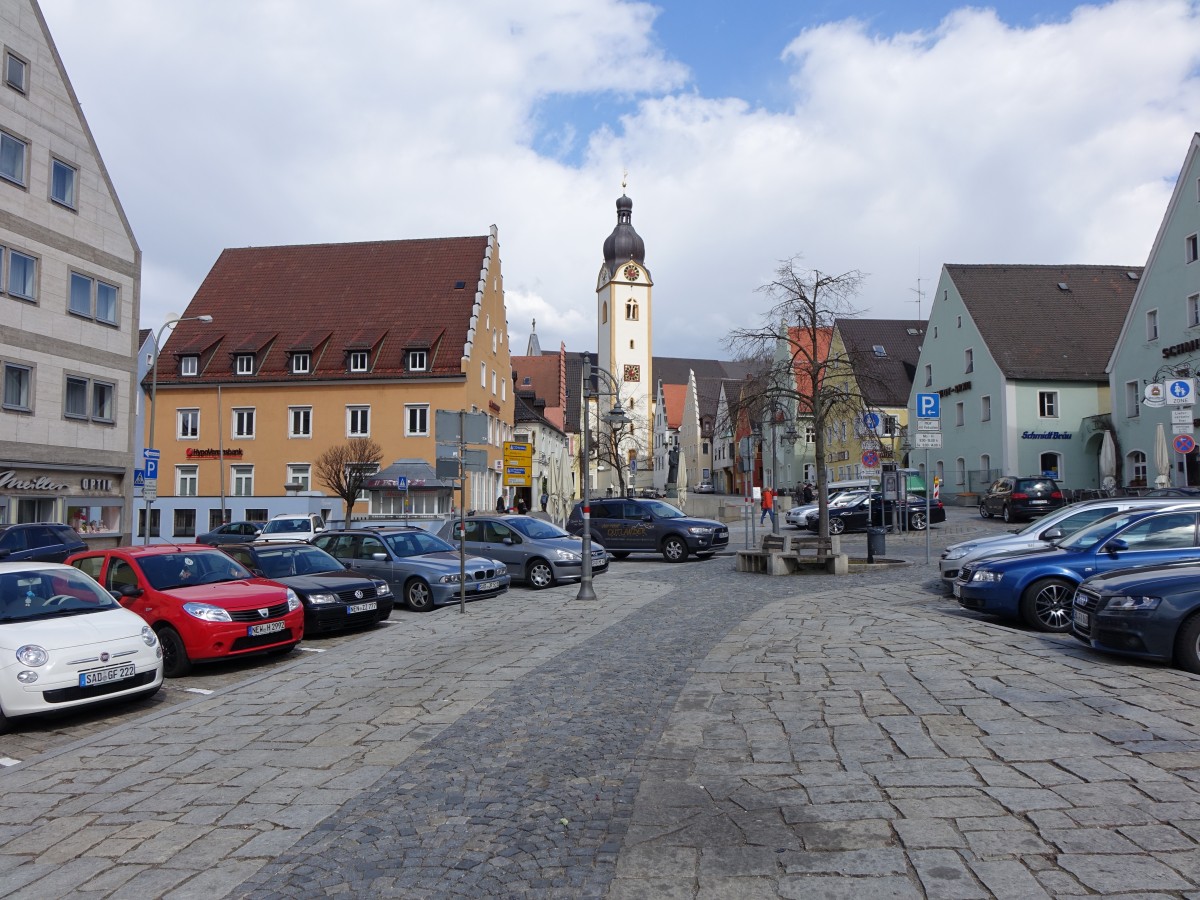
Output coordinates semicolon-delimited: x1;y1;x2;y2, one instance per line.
0;757;22;767
183;688;214;695
297;647;326;653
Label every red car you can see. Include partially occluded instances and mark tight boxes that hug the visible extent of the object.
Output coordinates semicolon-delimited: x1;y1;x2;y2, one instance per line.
67;544;304;677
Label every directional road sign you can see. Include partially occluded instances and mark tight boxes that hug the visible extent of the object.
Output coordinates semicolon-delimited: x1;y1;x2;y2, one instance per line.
916;393;940;419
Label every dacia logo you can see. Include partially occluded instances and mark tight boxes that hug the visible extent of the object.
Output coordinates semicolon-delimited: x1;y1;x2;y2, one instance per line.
258;608;269;618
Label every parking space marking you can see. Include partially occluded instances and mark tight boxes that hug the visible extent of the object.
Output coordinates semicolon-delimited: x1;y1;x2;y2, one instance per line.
183;688;214;695
297;647;326;653
0;757;20;767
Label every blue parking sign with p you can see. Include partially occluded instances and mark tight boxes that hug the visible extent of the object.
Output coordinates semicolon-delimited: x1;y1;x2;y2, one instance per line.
916;393;940;419
144;458;158;480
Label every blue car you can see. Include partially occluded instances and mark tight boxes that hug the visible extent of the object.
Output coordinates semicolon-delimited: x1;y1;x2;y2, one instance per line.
954;504;1200;632
1072;561;1200;672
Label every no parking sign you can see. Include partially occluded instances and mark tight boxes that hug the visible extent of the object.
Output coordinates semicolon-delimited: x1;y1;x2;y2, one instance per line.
1174;434;1196;454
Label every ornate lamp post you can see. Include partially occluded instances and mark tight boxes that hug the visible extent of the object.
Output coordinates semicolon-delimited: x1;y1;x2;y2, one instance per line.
577;361;630;601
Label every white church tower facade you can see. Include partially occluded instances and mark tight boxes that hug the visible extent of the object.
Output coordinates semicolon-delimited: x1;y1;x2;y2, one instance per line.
596;193;653;490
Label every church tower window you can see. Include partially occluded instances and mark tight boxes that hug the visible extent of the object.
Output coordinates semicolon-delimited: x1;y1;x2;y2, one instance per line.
625;299;638;320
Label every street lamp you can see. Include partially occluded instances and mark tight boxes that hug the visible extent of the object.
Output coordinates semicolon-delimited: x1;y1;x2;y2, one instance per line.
577;361;630;601
145;314;213;543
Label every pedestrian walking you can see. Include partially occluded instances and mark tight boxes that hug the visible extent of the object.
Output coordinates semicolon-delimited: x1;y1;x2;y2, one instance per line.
759;487;775;526
496;495;506;513
540;491;549;511
802;482;814;504
516;496;528;515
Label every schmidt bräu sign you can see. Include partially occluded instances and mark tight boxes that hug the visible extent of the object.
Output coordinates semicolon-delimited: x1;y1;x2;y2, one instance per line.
1021;431;1073;440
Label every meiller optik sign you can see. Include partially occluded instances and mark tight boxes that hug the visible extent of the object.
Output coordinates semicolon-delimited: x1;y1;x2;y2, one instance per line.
0;470;71;491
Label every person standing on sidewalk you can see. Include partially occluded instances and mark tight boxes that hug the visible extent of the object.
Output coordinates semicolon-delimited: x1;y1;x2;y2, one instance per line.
759;487;775;526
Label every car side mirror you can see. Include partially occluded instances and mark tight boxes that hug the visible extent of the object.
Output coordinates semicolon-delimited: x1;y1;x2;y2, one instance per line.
372;552;388;561
1041;527;1063;541
642;515;653;522
315;526;325;533
503;537;515;545
1103;537;1128;553
116;584;143;600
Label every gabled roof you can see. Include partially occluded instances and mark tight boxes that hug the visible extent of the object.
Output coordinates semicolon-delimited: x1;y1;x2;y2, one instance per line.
155;236;490;384
788;326;834;413
661;383;687;430
946;264;1142;381
836;319;925;408
652;356;756;386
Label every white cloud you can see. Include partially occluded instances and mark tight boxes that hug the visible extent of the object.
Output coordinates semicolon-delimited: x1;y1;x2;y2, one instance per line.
39;0;1200;361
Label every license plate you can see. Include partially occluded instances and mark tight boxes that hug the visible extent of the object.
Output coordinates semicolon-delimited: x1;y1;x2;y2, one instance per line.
248;620;285;636
952;583;962;598
1074;609;1090;629
1031;500;1047;505
346;601;377;614
79;663;136;687
477;580;500;591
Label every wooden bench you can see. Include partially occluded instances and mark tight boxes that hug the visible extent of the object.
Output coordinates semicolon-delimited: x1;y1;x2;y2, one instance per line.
735;533;848;575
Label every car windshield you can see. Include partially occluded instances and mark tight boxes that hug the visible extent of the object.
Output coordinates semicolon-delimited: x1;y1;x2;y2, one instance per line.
246;545;341;578
137;551;254;590
260;518;312;535
641;500;687;519
0;568;120;622
384;531;456;557
1056;511;1146;552
509;518;572;540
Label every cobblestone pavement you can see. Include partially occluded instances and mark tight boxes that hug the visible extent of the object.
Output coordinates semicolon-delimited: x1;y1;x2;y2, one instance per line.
7;513;1200;897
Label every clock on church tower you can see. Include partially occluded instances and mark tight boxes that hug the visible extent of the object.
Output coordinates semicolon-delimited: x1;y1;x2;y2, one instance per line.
623;364;641;383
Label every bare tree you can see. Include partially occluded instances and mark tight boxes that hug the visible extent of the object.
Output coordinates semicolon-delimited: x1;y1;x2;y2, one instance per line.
315;438;384;527
726;257;867;544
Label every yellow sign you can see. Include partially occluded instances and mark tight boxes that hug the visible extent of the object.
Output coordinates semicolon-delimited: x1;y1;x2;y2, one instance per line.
504;474;531;487
504;441;533;459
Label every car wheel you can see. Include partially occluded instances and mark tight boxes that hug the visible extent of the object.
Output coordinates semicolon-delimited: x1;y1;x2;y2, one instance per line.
663;536;688;562
1174;614;1200;674
405;578;434;612
156;626;192;678
909;511;928;531
610;551;630;559
1002;505;1014;524
979;502;991;519
526;558;555;590
828;517;845;535
1019;578;1075;632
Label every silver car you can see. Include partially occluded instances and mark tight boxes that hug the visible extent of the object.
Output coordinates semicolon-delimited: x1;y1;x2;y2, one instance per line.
784;490;870;528
438;515;607;590
940;497;1180;588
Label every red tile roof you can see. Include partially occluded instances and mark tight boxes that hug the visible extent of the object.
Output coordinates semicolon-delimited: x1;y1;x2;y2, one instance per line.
154;237;491;384
661;383;686;430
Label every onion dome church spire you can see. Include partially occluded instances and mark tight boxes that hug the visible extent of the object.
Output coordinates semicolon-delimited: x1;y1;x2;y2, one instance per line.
602;194;646;273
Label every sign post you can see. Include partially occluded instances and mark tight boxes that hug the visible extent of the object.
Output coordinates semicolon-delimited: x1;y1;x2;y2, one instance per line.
914;393;941;564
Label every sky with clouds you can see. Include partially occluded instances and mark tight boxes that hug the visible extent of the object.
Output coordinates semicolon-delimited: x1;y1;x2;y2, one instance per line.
38;0;1200;361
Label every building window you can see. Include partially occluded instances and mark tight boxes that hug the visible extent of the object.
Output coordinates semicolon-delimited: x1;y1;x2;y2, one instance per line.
1038;391;1058;418
2;362;31;410
407;350;427;372
1125;380;1140;418
964;348;973;373
1128;450;1147;485
291;352;310;374
178;408;199;439
805;424;816;444
1190;293;1200;328
480;361;486;387
924;364;932;387
50;159;77;209
349;350;368;372
1188;233;1199;264
235;354;255;375
173;509;196;538
882;415;897;437
1039;452;1061;479
289;406;312;438
286;464;310;490
980;454;991;478
1147;308;1159;341
981;395;991;422
91;381;114;422
180;355;198;377
955;457;966;485
625;299;639;320
0;130;27;186
4;52;27;93
347;405;370;437
231;465;254;497
232;408;255;439
956;315;962;328
405;404;429;436
491;371;497;395
7;250;35;300
955;401;964;427
68;273;118;325
64;376;88;419
176;465;198;497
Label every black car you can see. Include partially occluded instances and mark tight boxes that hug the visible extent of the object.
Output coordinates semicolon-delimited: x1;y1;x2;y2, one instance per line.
804;493;946;534
196;521;263;545
566;497;728;562
0;522;87;563
1143;487;1200;498
218;541;393;633
979;476;1066;523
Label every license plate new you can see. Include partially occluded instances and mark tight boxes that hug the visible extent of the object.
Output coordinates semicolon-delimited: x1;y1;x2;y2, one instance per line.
346;601;377;614
79;663;136;688
247;620;285;636
1074;609;1090;629
477;580;500;591
952;583;962;598
1031;500;1047;504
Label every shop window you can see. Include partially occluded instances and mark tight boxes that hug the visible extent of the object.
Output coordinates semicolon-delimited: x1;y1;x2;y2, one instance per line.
67;502;121;534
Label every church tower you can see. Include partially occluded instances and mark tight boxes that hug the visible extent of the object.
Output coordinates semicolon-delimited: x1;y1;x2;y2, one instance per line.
596;192;652;488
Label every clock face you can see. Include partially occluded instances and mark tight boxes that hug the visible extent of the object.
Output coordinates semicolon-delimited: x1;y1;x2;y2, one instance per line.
623;364;641;383
623;264;640;281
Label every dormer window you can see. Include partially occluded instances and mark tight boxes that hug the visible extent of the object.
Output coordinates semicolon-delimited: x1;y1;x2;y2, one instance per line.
407;350;428;372
349;350;369;373
291;352;311;374
235;354;255;375
180;355;198;377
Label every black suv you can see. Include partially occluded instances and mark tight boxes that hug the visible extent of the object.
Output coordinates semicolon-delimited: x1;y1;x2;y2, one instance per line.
0;522;87;563
567;497;728;562
979;476;1066;523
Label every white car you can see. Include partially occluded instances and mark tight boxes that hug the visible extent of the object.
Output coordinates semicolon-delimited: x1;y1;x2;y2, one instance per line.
0;562;163;731
255;513;327;543
785;490;870;528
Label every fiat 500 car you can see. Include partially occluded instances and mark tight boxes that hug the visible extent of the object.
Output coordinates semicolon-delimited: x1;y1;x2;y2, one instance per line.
0;561;162;729
67;544;304;677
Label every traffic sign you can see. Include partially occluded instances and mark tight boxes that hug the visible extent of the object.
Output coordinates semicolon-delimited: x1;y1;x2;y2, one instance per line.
916;419;941;432
1174;423;1193;435
143;448;160;460
143;481;157;502
861;450;880;468
1174;434;1196;454
396;475;408;491
1173;408;1193;424
862;412;881;432
916;393;940;419
914;432;942;449
862;437;881;451
1167;379;1195;406
144;458;159;480
133;468;145;487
